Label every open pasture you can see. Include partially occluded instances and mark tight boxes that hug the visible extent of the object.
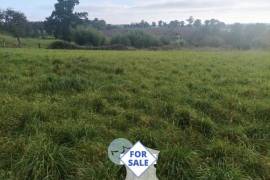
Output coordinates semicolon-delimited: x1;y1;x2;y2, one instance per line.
0;49;269;179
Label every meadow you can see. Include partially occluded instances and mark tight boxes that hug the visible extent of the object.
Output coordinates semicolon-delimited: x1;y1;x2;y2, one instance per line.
0;48;269;179
0;34;55;49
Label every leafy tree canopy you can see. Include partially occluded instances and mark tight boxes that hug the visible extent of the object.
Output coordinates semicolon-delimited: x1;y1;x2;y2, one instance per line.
1;9;28;47
45;0;88;41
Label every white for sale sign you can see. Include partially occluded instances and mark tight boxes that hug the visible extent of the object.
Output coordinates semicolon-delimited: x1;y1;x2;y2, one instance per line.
120;141;157;177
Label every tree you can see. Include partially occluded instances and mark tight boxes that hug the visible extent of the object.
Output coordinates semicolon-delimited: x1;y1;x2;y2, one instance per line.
228;23;248;49
180;21;185;27
28;21;46;37
2;9;28;47
169;20;180;28
139;20;150;28
193;19;202;28
158;20;164;27
152;22;157;27
45;0;88;41
204;20;210;27
87;18;107;30
0;10;4;25
186;16;194;27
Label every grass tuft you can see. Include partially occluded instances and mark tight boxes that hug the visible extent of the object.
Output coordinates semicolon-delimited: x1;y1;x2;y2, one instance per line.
15;136;75;180
158;148;199;179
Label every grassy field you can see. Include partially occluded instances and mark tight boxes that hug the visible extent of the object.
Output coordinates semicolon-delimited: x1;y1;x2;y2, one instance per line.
0;34;55;48
0;48;269;179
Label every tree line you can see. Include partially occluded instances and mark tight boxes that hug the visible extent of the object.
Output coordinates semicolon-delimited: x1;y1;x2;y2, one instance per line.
0;0;270;49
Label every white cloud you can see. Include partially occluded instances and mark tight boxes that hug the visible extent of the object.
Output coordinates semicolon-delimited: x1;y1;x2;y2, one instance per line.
77;0;270;24
2;0;269;23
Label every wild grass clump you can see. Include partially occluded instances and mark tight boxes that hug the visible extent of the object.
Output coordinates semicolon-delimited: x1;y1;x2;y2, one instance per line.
193;99;228;122
38;75;88;93
49;125;77;147
243;157;270;179
130;128;159;149
158;101;176;118
194;117;216;138
206;140;234;164
172;107;198;129
254;106;270;121
200;165;247;180
124;110;141;124
114;67;125;75
75;142;126;179
205;140;270;179
220;126;248;144
158;147;199;179
134;97;153;113
76;161;126;180
15;136;75;180
0;101;49;136
244;124;270;153
91;97;107;113
111;117;130;131
0;137;24;171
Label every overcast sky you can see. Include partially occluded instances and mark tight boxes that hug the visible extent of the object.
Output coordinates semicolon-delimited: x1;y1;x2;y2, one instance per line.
1;0;270;24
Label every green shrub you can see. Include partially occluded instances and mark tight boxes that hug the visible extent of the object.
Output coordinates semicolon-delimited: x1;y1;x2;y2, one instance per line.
48;40;79;49
111;34;131;46
111;30;160;48
71;26;106;46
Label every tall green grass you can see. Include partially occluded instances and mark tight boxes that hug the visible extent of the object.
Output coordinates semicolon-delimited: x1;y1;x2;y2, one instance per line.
0;48;269;179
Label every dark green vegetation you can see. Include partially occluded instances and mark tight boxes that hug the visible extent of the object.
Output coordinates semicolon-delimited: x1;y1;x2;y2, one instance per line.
111;31;162;48
1;0;270;50
0;49;269;179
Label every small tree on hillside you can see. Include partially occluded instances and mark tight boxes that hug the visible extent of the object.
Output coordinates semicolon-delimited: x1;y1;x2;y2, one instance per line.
3;9;28;47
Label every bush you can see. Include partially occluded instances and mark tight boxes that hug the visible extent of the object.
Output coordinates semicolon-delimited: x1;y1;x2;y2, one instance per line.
111;35;131;46
48;40;79;49
160;36;171;45
71;26;106;46
88;44;130;50
111;30;160;48
128;31;160;48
